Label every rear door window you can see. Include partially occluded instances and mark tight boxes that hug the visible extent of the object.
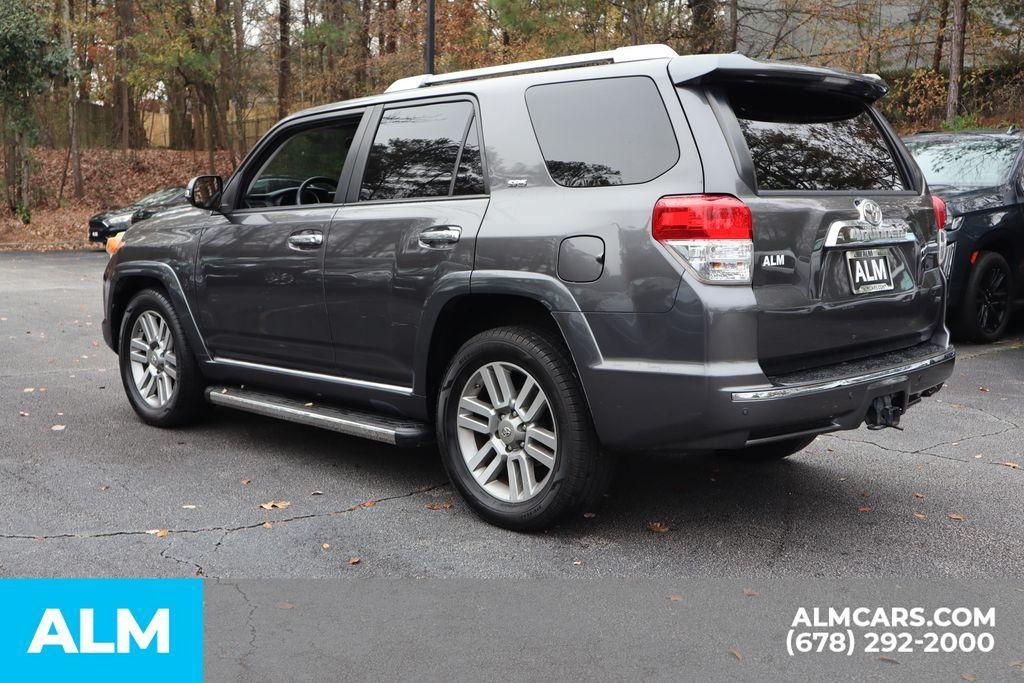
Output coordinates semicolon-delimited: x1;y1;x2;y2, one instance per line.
728;87;906;192
359;101;483;201
526;77;679;187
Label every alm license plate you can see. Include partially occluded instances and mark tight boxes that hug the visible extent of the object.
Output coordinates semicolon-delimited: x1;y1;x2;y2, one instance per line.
846;248;893;294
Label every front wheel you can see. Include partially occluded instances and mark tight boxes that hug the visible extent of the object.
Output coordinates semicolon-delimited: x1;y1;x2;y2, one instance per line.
954;251;1013;343
436;326;613;531
118;288;205;427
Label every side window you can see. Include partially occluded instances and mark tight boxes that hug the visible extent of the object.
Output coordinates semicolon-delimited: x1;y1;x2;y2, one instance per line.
244;117;361;208
359;101;484;201
525;77;679;187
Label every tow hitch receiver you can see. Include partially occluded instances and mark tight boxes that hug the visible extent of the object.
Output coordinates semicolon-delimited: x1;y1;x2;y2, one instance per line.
866;393;907;430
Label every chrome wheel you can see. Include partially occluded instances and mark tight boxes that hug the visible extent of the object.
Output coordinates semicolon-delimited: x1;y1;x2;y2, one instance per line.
456;361;557;503
128;310;177;408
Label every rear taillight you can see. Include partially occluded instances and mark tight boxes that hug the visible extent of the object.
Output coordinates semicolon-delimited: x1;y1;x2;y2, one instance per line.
653;194;753;283
931;195;947;230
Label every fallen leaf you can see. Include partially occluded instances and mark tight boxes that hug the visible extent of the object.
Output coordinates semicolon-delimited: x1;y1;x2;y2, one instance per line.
310;490;323;496
100;485;109;491
647;521;670;533
947;513;964;521
572;560;582;565
583;512;596;519
668;594;684;602
220;388;228;394
425;502;442;510
979;386;990;392
729;649;742;662
181;504;197;510
18;411;28;417
837;476;847;481
145;529;161;535
155;529;168;538
914;492;925;499
975;454;983;459
262;521;273;529
22;387;34;393
348;556;361;566
362;501;376;507
743;588;759;597
999;461;1020;470
259;500;291;510
304;402;314;407
277;602;294;610
322;543;330;550
861;490;870;497
50;424;65;431
241;479;251;485
1010;660;1024;671
858;506;871;513
913;512;926;520
827;447;834;453
961;674;976;681
878;655;899;664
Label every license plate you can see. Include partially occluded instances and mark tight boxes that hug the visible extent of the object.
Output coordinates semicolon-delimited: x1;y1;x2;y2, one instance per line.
845;248;893;294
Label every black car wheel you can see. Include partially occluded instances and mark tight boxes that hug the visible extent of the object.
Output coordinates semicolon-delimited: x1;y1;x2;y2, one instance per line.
436;326;614;531
118;288;205;427
717;435;817;461
956;251;1012;343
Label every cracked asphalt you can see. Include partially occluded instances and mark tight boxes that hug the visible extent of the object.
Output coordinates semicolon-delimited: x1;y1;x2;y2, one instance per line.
2;250;1024;579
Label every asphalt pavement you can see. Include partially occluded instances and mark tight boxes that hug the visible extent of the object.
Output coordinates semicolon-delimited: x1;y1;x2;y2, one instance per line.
3;250;1024;678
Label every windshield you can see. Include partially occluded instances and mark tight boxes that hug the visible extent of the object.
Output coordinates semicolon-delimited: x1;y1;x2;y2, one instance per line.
134;187;184;207
904;137;1020;188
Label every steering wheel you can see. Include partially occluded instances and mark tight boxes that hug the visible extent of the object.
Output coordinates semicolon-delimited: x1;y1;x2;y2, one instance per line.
296;176;338;205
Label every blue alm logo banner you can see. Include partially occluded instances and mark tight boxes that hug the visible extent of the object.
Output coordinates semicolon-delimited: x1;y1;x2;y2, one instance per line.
0;578;202;681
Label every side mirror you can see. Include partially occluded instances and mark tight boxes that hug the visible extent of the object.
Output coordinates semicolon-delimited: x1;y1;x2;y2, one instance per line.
186;175;223;210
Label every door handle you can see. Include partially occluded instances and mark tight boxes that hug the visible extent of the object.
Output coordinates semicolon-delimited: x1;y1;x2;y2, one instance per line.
418;225;462;249
288;230;323;250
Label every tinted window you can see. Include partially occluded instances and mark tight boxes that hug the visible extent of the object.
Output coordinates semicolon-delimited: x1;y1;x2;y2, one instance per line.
904;136;1020;188
453;116;485;196
359;101;479;201
245;119;360;207
729;87;905;191
526;77;678;187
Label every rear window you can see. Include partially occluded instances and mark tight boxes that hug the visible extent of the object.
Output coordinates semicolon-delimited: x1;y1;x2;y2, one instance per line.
904;136;1021;188
729;87;906;192
526;77;679;187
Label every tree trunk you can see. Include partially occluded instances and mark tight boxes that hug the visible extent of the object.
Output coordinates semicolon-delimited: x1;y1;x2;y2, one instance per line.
730;0;738;51
690;0;719;54
932;0;949;72
945;0;968;124
232;0;247;157
277;0;291;120
113;0;145;148
61;0;83;198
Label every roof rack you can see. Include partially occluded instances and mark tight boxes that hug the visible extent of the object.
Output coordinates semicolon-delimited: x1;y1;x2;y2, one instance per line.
385;44;678;93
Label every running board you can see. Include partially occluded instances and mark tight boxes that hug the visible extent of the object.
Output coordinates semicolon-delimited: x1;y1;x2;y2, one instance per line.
205;386;433;447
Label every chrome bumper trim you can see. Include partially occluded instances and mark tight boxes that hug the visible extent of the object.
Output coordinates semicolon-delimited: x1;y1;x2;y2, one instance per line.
732;348;955;402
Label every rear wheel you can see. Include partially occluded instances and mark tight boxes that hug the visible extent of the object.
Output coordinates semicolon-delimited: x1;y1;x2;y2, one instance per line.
118;288;205;427
436;326;613;531
955;251;1012;343
717;435;816;461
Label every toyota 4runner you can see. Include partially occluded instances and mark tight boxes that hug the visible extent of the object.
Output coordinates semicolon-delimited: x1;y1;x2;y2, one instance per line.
103;45;955;530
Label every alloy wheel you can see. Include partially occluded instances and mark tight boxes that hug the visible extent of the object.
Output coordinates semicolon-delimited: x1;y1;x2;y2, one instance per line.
455;361;558;503
128;310;178;408
976;265;1009;334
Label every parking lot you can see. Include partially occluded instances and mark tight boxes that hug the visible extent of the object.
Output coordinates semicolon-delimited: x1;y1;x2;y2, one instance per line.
2;250;1023;579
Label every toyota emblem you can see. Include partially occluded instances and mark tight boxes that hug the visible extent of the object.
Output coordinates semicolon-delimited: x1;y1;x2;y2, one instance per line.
857;199;883;226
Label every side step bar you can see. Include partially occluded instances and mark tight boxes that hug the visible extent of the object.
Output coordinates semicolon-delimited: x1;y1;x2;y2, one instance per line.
205;386;433;448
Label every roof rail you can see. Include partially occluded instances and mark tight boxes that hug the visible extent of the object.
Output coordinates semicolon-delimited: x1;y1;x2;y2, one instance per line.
385;44;678;93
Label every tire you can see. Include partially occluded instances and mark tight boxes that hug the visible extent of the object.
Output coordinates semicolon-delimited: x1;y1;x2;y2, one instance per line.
118;288;205;427
954;251;1013;344
436;326;613;531
717;435;816;461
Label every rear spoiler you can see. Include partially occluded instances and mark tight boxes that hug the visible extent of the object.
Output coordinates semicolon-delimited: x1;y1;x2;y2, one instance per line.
669;54;888;102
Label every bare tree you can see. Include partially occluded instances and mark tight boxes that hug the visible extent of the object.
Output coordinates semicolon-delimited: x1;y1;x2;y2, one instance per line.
60;0;83;199
232;0;247;156
932;0;949;71
277;0;291;120
946;0;969;124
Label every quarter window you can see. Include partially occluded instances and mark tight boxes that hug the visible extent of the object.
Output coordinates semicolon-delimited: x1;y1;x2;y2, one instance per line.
359;101;484;201
525;77;679;187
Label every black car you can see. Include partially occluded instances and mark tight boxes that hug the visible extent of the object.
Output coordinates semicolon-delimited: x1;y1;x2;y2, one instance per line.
903;129;1024;342
87;186;188;243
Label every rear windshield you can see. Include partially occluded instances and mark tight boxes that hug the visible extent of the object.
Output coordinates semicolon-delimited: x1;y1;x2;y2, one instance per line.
904;136;1020;188
728;87;906;192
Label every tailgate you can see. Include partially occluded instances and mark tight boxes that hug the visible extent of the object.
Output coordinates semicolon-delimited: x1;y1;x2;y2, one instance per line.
671;56;943;376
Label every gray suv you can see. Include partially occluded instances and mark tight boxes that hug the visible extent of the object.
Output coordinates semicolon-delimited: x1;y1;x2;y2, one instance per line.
102;45;955;530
